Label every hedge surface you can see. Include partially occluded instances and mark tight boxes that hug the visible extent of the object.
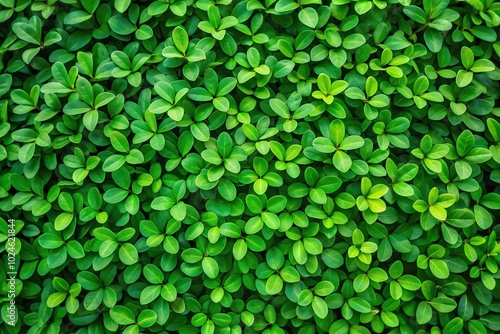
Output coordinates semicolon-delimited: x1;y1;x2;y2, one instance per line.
1;0;500;333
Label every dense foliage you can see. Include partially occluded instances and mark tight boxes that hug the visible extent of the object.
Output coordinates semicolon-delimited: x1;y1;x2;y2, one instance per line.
1;0;500;333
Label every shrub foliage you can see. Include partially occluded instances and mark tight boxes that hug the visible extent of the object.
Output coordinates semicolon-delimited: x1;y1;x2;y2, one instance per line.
1;0;500;333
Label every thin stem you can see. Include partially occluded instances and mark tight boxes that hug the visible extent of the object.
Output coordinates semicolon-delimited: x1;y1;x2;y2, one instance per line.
410;23;429;39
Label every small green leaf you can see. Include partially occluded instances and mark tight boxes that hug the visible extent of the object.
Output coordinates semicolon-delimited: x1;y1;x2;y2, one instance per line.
172;26;189;53
343;33;366;49
110;306;135;325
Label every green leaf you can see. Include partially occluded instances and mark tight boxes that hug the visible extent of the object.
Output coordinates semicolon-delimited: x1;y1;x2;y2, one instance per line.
424;28;442;53
430;297;457;312
429;259;449;279
456;130;474;156
343;34;366;49
303;237;323;255
313;137;335;153
339;136;364;150
368;268;388;282
333;150;352;173
217;132;233;158
13;17;41;45
172;26;189;53
103;188;128;204
143;264;164;284
481;193;500;210
470;26;497;42
270;98;290;118
404;6;428;24
265;274;283;295
119;243;139;265
429;205;447;220
54;212;74;231
455;160;472;179
330;80;349;95
110;306;135;325
110;131;130;153
64;10;93;25
47;292;67;308
298;8;318;28
456;70;473;88
470;59;495;73
312;296;328;319
38;234;64;249
461;46;474;69
381;311;399;327
293;240;307;265
347;297;371;313
353;274;369;292
115;0;131;13
280;266;300;283
266;247;284;270
443;317;463;334
77;271;101;290
416;301;432;324
202;257;219;279
464;148;492;164
233;239;247;260
398;275;421;291
137;309;157;328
